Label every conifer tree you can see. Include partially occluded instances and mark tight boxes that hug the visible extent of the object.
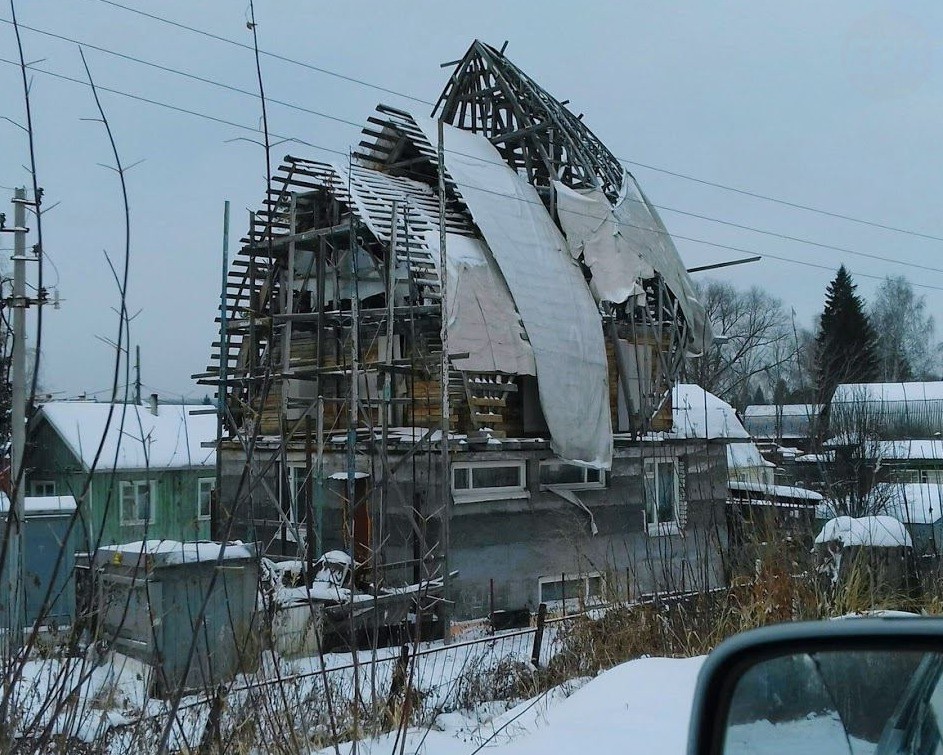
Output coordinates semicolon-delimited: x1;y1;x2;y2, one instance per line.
815;265;878;404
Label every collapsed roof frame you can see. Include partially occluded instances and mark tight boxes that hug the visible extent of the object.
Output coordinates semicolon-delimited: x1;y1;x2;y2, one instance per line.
196;40;707;578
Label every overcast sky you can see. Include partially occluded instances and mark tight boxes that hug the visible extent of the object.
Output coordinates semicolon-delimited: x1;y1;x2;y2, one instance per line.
1;1;942;400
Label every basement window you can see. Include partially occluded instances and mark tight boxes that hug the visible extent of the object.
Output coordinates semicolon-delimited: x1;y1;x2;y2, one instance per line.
120;480;155;526
538;461;604;490
644;459;681;536
538;572;604;609
451;461;527;502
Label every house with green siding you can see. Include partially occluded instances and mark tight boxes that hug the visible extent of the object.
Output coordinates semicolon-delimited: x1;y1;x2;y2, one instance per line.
26;401;216;549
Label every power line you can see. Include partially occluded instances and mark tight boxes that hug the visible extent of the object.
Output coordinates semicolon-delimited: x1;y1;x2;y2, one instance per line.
0;55;344;158
2;21;939;279
88;0;433;106
621;158;943;244
85;0;943;245
0;17;364;131
3;57;943;290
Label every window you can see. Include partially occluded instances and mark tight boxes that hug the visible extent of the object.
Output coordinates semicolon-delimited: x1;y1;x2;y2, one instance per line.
197;478;214;520
30;480;56;497
644;459;680;535
538;572;604;608
451;461;527;502
538;460;604;490
120;480;155;525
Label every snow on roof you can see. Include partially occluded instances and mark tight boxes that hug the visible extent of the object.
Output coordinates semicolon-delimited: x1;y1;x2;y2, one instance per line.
37;402;216;471
875;440;943;460
795;452;834;463
814;516;913;548
744;404;821;418
667;384;750;441
97;539;252;565
728;480;823;501
874;483;943;525
833;382;943;404
726;442;774;470
0;494;77;514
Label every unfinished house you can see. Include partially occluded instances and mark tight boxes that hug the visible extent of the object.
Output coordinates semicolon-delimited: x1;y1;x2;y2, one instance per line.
198;41;728;622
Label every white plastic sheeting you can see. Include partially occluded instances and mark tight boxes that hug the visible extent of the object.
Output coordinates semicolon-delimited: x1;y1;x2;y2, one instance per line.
553;173;711;355
412;114;612;467
424;231;536;375
553;182;651;304
610;173;712;354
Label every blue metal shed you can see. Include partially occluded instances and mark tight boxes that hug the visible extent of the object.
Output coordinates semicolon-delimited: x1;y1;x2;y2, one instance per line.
0;495;77;630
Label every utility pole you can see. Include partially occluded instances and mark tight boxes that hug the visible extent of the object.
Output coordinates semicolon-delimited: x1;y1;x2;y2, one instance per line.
5;187;29;648
436;119;452;643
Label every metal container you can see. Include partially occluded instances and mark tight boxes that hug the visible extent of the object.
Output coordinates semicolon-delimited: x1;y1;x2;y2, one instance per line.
0;495;77;630
93;540;259;697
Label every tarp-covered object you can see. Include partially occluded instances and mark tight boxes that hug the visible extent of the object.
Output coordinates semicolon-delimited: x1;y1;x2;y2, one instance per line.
412;115;613;467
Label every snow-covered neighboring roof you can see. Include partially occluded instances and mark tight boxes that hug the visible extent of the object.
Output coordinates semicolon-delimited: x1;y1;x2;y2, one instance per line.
97;539;252;565
37;402;216;471
664;384;750;441
874;483;943;525
742;404;819;440
833;382;943;404
874;440;943;460
814;516;913;548
0;494;77;514
728;480;823;501
795;452;834;464
744;404;821;418
726;442;774;470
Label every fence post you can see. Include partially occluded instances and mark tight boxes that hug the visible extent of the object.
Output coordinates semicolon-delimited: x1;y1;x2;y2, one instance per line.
489;577;495;633
197;683;226;754
531;603;547;668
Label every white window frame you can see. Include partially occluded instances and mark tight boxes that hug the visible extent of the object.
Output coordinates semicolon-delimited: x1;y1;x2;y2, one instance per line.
538;572;605;609
451;460;527;503
30;479;56;497
197;477;214;521
120;480;156;526
538;460;605;491
644;458;681;536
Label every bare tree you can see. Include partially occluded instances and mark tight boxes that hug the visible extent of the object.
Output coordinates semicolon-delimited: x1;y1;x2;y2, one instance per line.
686;279;797;410
870;275;939;382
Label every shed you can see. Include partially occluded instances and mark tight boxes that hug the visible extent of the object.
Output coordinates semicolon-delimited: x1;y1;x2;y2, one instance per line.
0;494;77;629
93;539;258;697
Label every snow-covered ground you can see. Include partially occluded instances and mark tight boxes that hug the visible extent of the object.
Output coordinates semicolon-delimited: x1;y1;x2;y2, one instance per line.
316;655;705;755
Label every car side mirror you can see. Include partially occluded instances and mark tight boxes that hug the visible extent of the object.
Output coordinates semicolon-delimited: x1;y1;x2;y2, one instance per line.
687;617;943;754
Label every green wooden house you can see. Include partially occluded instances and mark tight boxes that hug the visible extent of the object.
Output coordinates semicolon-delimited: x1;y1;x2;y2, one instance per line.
27;401;216;549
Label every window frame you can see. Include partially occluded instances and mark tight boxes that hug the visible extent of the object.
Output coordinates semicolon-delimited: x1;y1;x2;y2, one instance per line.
643;458;681;536
537;571;605;609
451;460;528;503
537;460;605;491
120;480;156;526
197;477;214;521
29;480;56;497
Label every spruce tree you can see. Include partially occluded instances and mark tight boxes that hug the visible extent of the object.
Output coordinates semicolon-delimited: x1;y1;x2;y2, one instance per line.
815;265;878;404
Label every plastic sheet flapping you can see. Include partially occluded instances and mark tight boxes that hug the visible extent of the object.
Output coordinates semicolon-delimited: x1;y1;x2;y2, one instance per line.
412;115;612;468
